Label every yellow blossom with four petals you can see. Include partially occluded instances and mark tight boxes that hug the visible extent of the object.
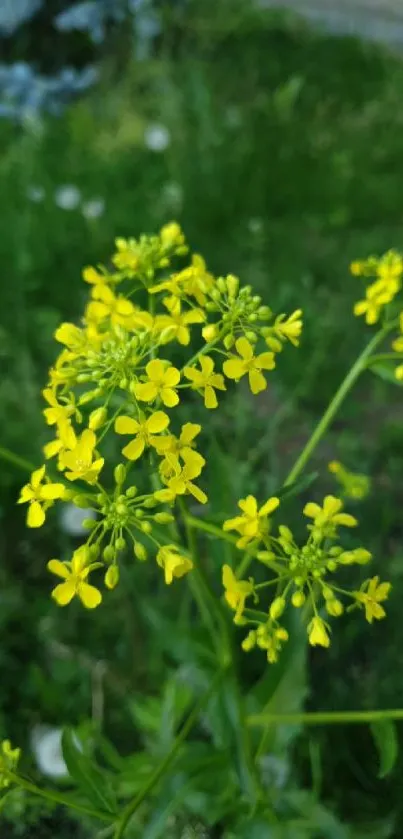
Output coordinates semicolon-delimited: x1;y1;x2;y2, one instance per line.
18;466;65;527
184;356;226;408
48;546;102;608
115;411;170;460
223;337;275;394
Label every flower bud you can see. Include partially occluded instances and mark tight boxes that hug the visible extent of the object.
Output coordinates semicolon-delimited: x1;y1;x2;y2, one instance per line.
105;565;119;590
115;536;126;552
154;512;175;524
82;518;97;530
114;464;126;485
326;598;344;617
269;597;286;620
103;544;115;562
73;494;90;508
134;542;147;561
89;406;107;431
143;497;157;508
223;333;234;350
226;274;239;298
140;521;152;534
202;324;219;342
126;486;138;498
291;590;305;607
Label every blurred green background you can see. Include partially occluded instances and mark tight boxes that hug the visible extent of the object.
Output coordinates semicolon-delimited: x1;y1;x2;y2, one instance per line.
1;1;403;836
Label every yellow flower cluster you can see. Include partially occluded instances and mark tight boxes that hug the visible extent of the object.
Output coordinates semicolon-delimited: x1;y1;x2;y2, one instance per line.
351;250;403;325
222;493;389;662
0;740;21;789
19;223;301;608
351;249;403;380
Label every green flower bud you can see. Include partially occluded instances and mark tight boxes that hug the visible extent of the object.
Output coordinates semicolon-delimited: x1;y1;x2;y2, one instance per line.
105;565;119;590
269;597;286;620
134;542;147;561
154;512;175;524
326;598;344;617
114;464;126;485
126;486;138;498
143;497;157;509
326;560;337;572
217;277;227;293
140;521;152;534
103;545;115;562
82;518;97;530
73;494;91;508
291;590;305;608
245;331;257;343
223;333;234;350
115;536;126;552
226;274;239;298
89;406;107;431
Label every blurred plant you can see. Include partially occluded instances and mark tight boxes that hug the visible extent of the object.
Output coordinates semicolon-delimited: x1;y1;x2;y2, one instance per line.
1;227;402;838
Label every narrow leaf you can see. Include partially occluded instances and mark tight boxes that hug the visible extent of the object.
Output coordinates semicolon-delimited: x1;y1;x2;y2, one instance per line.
61;729;117;814
370;719;398;778
370;362;403;387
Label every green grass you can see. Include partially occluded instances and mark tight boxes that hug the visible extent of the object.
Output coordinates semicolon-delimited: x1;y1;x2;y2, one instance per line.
2;4;403;835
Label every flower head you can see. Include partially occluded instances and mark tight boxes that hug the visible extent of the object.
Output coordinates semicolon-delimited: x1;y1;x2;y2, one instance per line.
156;545;193;584
134;359;180;407
156;450;207;504
18;466;65;527
354;576;391;623
303;495;357;538
184;356;226;408
223;337;275;394
223;495;280;548
48;546;102;608
61;429;104;484
222;564;253;623
328;461;370;500
115;411;170;460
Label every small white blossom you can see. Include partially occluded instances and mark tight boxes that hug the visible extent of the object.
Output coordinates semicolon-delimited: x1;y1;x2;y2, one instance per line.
144;123;170;152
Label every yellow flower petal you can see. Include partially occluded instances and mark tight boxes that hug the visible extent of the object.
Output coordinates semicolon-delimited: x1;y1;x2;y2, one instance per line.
223;358;246;380
115;415;140;435
164;367;181;387
47;559;70;579
248;368;267;394
161;388;179;408
31;466;46;488
39;483;65;501
135;382;158;402
79;583;102;609
256;351;275;371
146;411;170;434
122;437;145;461
146;359;165;381
259;496;280;517
52;581;75;606
27;501;45;528
235;337;253;360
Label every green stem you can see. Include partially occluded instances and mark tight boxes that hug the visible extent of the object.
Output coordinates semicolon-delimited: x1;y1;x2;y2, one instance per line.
113;667;225;839
247;708;403;727
7;773;113;823
0;447;35;473
183;514;282;576
284;325;393;487
367;353;403;364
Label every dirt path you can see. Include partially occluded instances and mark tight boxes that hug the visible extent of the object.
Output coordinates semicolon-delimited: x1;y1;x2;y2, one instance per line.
260;0;403;48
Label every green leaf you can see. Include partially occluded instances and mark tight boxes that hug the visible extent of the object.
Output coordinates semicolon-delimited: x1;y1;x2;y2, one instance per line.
277;471;319;501
61;729;117;814
370;362;403;387
370;719;398;779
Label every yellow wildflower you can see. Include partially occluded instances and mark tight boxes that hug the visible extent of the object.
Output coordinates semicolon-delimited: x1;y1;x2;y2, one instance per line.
158;299;205;345
184;356;226;408
265;309;303;351
354;576;391;624
54;322;88;357
222;564;253;622
156;450;207;504
86;285;138;328
354;279;395;325
48;546;102;608
112;237;141;272
0;740;21;789
159;221;187;252
134;359;180;407
82;265;109;286
18;466;65;527
223;495;280;549
303;495;357;536
115;411;170;460
156;544;193;584
154;423;205;473
42;388;77;446
61;429;104;484
308;616;330;648
223;337;275;394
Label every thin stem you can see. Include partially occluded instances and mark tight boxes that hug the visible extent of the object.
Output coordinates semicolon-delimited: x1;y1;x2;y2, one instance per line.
247;708;403;727
113;667;225;839
367;353;403;364
284;325;394;487
0;447;35;473
183;514;282;576
7;773;113;823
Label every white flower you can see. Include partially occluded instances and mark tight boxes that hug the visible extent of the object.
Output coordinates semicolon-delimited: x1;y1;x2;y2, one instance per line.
54;184;81;210
31;726;68;779
60;503;96;536
144;123;170;152
81;197;105;220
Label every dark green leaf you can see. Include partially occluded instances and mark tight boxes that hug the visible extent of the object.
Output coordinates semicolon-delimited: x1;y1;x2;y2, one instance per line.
370;719;398;779
61;728;117;814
